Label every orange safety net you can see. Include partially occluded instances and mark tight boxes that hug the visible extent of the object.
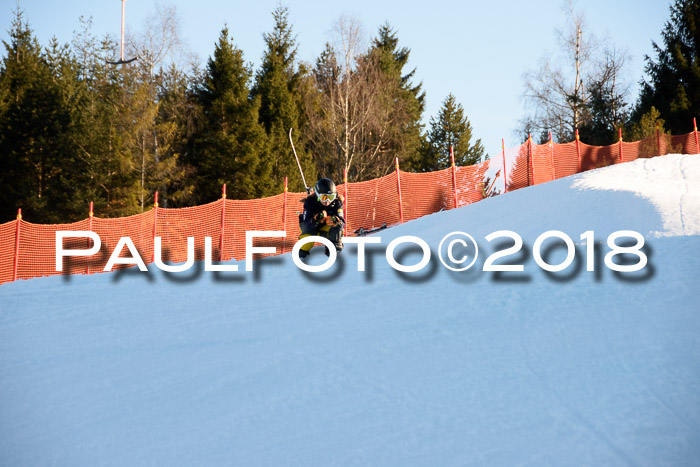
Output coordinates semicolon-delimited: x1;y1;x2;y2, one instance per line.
1;129;699;285
506;144;531;191
580;141;621;171
344;173;403;233
0;220;18;284
456;161;491;207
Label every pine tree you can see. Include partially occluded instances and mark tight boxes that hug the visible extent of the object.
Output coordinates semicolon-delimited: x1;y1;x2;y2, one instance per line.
63;16;148;218
419;93;486;172
579;47;630;146
117;64;160;212
252;5;315;193
154;64;199;207
302;42;340;180
195;26;268;202
0;9;90;222
634;0;700;133
303;20;426;181
371;23;425;114
42;36;98;219
368;23;425;168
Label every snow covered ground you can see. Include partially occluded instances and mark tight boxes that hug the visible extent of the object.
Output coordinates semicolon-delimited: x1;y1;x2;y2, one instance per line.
1;154;699;466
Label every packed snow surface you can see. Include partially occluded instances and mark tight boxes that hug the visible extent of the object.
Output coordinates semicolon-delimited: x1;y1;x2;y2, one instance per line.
1;154;699;466
573;153;700;236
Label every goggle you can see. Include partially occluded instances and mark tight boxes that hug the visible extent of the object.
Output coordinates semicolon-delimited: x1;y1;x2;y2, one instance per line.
317;193;336;203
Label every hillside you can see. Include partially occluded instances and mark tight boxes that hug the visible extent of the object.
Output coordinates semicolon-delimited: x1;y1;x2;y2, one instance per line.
1;154;699;466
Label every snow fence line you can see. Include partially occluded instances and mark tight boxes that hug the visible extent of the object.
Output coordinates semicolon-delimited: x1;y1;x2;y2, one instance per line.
2;125;699;284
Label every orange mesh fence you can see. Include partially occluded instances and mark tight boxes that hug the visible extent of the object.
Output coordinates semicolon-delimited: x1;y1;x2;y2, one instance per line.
282;192;304;255
92;211;155;271
505;144;530;192
20;219;91;279
344;173;403;233
0;219;19;284
551;142;579;179
455;161;490;206
400;169;453;221
532;142;556;185
668;132;693;155
620;140;638;163
157;202;222;262
224;195;286;260
2;129;698;285
580;142;620;171
672;132;699;154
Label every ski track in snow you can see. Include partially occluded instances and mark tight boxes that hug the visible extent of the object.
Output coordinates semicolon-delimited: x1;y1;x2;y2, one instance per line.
678;154;694;236
1;154;700;466
573;153;700;237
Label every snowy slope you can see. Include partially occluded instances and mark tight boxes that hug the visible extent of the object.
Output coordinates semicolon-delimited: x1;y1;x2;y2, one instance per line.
1;154;699;466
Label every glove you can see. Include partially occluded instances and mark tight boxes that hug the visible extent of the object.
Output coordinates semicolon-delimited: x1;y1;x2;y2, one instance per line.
314;211;328;225
325;215;341;226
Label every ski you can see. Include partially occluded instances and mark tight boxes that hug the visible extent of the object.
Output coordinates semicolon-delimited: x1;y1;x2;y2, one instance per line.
354;223;388;236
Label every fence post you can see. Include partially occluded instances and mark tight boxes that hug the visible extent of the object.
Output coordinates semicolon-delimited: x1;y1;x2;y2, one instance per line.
151;191;159;263
575;129;581;172
395;157;404;224
656;122;661;157
528;134;533;186
450;146;458;208
619;128;624;163
12;209;21;282
502;139;508;193
282;178;287;253
694;118;698;154
86;201;94;274
549;131;555;181
343;168;348;236
220;184;226;261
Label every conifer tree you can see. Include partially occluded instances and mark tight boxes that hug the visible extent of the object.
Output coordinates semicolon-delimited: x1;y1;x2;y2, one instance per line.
633;0;700;133
252;5;315;193
70;16;142;218
304;19;427;181
368;23;425;168
0;9;89;222
419;93;486;172
118;65;160;212
154;64;199;207
195;26;268;202
43;36;99;218
302;42;340;180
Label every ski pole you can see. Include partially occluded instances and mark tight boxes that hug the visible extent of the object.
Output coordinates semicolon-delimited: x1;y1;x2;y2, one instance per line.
289;128;310;194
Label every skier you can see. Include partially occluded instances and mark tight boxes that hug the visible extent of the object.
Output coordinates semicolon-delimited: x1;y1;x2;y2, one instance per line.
298;178;345;258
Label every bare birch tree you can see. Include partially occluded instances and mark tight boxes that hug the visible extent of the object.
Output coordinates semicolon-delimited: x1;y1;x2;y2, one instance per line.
128;2;183;76
303;15;415;181
123;2;185;209
521;0;596;142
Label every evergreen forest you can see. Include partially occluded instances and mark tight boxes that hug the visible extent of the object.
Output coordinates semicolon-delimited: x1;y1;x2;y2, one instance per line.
0;1;697;223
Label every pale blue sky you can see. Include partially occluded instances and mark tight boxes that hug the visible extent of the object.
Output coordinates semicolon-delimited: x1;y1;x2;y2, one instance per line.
2;0;670;157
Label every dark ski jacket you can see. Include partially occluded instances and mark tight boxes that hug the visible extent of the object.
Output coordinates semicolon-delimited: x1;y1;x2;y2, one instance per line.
299;194;345;232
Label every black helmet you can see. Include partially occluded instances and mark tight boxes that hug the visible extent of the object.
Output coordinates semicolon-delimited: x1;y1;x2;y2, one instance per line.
314;178;336;195
314;178;337;203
